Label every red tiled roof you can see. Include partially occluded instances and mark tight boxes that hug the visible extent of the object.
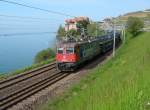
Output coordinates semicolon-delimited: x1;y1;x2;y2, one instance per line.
65;17;89;23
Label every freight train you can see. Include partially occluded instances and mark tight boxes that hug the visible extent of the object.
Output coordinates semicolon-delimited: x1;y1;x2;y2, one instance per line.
56;32;121;71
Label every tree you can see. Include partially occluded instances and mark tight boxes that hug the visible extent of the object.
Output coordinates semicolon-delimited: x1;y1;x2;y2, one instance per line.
56;25;66;38
87;23;103;37
126;17;144;36
66;29;79;36
76;20;90;34
77;20;89;29
34;48;55;64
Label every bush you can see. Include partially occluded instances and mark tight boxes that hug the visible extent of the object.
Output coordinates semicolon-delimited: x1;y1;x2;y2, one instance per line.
76;20;89;34
34;48;55;64
66;29;80;36
126;17;144;36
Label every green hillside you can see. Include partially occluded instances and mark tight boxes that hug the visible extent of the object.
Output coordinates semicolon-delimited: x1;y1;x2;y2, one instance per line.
42;32;150;110
119;10;150;20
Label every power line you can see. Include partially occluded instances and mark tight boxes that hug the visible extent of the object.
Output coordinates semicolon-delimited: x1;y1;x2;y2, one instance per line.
0;23;59;28
0;19;53;23
0;23;57;27
0;18;62;24
0;0;75;17
0;26;58;31
0;32;57;37
0;26;56;30
0;14;64;22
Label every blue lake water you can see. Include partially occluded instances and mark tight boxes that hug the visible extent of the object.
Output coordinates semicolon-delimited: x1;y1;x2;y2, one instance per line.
0;34;56;74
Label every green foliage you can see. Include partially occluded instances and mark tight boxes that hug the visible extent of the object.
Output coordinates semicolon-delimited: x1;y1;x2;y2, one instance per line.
34;48;55;64
42;33;150;110
76;20;89;34
57;25;66;38
77;20;89;29
87;23;102;37
56;20;103;38
126;17;144;36
66;29;79;36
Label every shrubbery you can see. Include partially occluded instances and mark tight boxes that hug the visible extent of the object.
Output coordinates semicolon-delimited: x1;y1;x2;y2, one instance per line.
34;48;55;64
56;20;103;38
126;17;144;36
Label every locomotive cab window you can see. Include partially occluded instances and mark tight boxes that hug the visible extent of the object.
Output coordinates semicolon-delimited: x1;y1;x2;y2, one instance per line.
66;47;74;54
57;48;63;54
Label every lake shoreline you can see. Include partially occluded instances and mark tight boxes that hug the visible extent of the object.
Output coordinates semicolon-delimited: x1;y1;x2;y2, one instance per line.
0;34;56;73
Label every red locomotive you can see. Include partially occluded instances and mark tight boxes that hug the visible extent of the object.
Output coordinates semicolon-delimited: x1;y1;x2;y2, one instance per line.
56;33;121;71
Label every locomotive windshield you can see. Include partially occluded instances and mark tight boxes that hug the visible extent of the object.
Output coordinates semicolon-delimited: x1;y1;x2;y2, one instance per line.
57;47;74;54
57;48;63;54
66;47;74;54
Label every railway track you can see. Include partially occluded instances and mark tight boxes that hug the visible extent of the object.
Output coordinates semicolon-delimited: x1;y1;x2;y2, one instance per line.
0;62;70;110
0;62;56;89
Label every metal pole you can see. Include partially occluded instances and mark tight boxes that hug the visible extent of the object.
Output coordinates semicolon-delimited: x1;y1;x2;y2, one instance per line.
121;28;123;41
124;27;126;43
121;24;124;41
96;23;98;37
113;23;116;57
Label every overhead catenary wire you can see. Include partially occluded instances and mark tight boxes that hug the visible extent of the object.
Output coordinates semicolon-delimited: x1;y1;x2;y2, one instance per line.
0;0;75;17
0;21;60;28
0;14;62;30
0;18;62;24
0;0;71;37
0;25;59;31
0;31;57;37
0;26;57;30
0;14;64;22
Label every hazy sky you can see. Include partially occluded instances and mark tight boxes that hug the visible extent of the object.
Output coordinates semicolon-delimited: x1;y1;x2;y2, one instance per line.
0;0;149;33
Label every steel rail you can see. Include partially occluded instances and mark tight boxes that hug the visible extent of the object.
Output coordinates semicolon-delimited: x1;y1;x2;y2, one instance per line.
0;62;56;89
0;72;69;110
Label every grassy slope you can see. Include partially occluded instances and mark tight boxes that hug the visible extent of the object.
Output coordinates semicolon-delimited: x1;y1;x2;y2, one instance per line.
123;12;149;18
119;11;150;20
116;11;150;28
42;32;150;110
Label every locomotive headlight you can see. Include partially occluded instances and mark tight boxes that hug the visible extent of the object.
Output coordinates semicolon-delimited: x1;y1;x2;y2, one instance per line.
63;56;66;59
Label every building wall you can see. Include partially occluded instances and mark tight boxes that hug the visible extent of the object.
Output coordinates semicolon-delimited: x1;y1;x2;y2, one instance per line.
65;23;77;31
